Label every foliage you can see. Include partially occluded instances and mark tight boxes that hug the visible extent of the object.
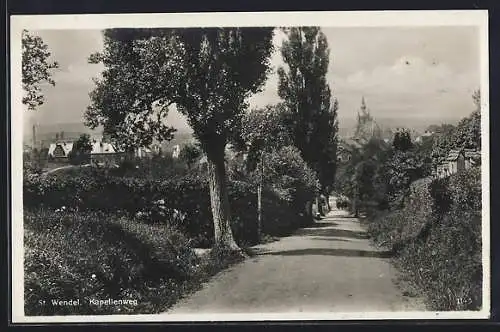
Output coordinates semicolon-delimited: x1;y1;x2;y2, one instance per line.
336;137;392;210
431;92;481;167
68;134;93;165
263;146;319;206
113;154;192;180
453;110;481;151
23;163;310;248
22;30;59;110
367;167;482;311
277;27;339;195
24;207;248;315
179;143;202;169
385;149;430;207
392;128;413;152
24;208;197;315
86;27;275;248
239;104;292;171
335;196;350;210
448;166;481;211
23;161;43;178
86;27;274;152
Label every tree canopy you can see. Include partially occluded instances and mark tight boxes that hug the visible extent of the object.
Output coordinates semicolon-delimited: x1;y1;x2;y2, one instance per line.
87;28;274;152
69;134;93;165
239;103;292;173
277;27;339;195
22;30;59;110
86;27;275;249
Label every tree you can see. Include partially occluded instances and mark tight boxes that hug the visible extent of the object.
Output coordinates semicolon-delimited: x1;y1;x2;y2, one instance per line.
69;134;93;165
239;103;293;239
316;98;339;211
179;143;202;169
431;90;481;168
385;129;429;208
393;128;413;152
22;30;59;110
86;28;274;250
340;137;391;215
277;27;338;218
453;90;481;151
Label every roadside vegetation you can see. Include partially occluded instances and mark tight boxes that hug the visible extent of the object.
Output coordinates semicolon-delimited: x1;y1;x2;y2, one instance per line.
335;94;482;311
22;27;339;315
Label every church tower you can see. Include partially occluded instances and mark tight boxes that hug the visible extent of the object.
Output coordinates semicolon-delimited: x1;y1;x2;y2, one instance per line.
354;96;379;141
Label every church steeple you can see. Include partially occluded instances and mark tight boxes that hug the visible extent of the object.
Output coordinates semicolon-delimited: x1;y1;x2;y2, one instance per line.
360;96;366;113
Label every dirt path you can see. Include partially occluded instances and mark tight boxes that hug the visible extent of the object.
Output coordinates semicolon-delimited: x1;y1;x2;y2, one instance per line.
167;199;426;314
42;164;90;175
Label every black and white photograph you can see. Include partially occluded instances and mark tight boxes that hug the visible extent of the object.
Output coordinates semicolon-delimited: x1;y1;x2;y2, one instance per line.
10;10;490;322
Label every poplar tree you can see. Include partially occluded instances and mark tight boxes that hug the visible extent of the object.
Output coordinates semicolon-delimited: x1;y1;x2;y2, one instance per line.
277;27;338;212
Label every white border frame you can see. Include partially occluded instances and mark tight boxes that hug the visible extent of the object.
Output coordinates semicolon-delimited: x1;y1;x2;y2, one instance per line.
10;10;490;323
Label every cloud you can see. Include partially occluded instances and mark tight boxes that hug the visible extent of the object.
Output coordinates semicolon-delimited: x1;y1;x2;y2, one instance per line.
54;62;103;85
24;27;480;136
331;56;478;119
251;53;478;121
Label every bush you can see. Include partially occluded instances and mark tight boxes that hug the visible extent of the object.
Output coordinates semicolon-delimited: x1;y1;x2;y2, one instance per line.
25;144;318;248
448;166;481;211
24;208;200;315
23;167;308;248
336;196;350;210
110;154;191;180
366;167;482;311
24;207;254;316
397;208;482;310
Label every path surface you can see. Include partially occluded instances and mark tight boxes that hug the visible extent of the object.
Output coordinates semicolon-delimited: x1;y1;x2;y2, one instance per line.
167;200;426;314
42;164;90;175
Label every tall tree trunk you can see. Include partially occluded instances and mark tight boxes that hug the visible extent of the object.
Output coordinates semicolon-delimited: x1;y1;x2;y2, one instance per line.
206;144;239;250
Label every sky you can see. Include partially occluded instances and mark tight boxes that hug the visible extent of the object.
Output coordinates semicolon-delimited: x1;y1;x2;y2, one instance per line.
23;26;480;134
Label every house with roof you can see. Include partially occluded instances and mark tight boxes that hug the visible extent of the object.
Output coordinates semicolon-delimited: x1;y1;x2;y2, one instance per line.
90;141;126;165
464;148;481;169
48;141;74;160
435;148;480;178
415;130;434;144
446;149;466;174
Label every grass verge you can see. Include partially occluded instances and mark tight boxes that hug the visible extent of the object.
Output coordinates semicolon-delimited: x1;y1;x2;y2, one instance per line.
24;208;245;315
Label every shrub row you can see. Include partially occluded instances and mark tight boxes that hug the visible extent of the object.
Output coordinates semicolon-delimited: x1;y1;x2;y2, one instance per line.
24;208;244;316
367;167;482;311
24;168;305;247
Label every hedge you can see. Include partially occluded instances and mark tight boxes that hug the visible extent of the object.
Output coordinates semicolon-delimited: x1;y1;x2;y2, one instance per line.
24;169;306;248
366;167;482;310
24;208;246;315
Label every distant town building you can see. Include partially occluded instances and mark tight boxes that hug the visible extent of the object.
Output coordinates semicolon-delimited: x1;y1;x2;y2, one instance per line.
415;130;434;144
132;143;161;159
90;141;125;165
48;138;124;165
48;141;74;159
353;97;383;142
